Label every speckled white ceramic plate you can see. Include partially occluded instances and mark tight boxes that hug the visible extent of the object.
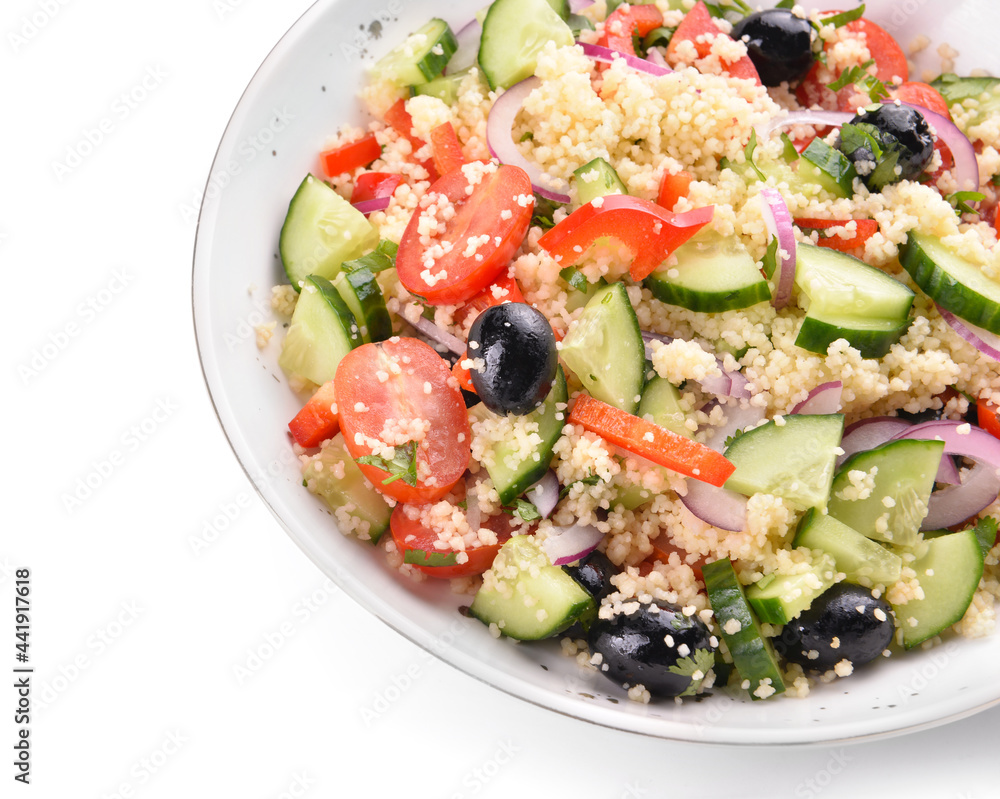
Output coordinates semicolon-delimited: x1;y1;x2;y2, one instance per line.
193;0;1000;744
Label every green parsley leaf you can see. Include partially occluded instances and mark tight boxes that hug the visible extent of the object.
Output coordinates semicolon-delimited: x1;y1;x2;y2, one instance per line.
827;60;888;104
775;0;795;7
779;132;799;163
761;236;779;280
723;428;746;449
667;648;717;698
356;440;418;486
560;266;590;293
507;499;542;522
819;4;866;28
946;190;986;216
972;516;998;558
991;174;1000;187
520;131;534;143
403;548;459;567
801;137;858;194
560;473;602;499
743;129;766;182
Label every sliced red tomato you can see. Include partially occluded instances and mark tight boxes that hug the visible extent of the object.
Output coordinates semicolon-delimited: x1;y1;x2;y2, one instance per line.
384;98;437;178
537;195;714;282
396;163;533;305
454;272;526;329
389;498;517;579
977;399;1000;441
335;337;470;503
320;133;381;178
639;540;707;582
430;121;466;178
350;172;403;204
656;169;694;210
288;380;339;448
598;4;663;57
892;81;951;119
664;1;760;84
794;217;879;252
568;394;735;487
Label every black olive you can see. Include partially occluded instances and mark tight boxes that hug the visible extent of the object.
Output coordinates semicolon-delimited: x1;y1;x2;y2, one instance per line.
589;602;716;698
563;550;617;600
774;583;895;672
467;303;557;415
837;104;935;189
730;9;814;87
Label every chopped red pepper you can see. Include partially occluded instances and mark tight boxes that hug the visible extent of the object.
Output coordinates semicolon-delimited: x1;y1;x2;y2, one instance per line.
454;272;526;328
350;172;403;204
597;4;664;57
977;399;1000;442
429;121;466;178
452;355;476;394
656;169;694;210
537;194;713;282
384;98;437;178
288;381;339;448
794;217;879;252
320;133;382;178
568;394;735;486
665;1;760;85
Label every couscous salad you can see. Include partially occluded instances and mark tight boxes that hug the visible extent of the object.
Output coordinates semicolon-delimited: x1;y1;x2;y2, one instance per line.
267;0;1000;704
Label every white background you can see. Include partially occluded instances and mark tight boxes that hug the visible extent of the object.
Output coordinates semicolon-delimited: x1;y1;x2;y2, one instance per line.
3;0;999;797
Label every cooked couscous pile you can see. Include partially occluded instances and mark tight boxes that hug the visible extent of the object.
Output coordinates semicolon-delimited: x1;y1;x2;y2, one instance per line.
270;0;1000;702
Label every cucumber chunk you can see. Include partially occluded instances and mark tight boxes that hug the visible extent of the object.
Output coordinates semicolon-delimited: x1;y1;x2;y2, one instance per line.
703;558;786;700
930;73;1000;132
303;434;393;543
371;18;458;87
644;231;771;312
280;174;379;290
481;368;568;505
827;438;944;548
278;275;361;386
573;157;628;206
793;508;903;586
411;69;471;105
332;266;392;343
746;552;839;625
794;313;910;359
478;0;575;90
469;536;596;640
892;529;985;649
637;376;691;439
559;282;645;414
723;414;844;511
901;231;1000;335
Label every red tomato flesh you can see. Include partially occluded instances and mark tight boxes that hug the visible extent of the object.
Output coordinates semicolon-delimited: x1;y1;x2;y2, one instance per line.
656;169;694;210
336;337;470;503
665;1;760;84
598;4;664;57
794;217;879;252
395;163;533;305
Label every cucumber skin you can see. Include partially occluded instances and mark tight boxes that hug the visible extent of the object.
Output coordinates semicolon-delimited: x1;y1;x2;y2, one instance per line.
478;0;575;90
794;313;910;359
702;559;786;700
278;275;361;386
793;508;903;586
645;272;771;313
901;233;1000;335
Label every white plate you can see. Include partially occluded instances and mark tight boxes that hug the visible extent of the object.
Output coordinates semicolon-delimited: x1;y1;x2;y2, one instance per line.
193;0;1000;744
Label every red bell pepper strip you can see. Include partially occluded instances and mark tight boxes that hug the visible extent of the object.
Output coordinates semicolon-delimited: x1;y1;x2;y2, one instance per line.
665;1;760;84
598;4;664;57
430;121;466;178
794;217;879;252
656;169;694;210
568;394;735;487
384;98;438;178
288;381;339;448
350;172;403;204
537;194;714;282
320;133;382;178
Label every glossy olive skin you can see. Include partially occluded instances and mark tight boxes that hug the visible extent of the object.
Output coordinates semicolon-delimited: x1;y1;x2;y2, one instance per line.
838;104;935;188
468;303;557;415
562;551;617;637
774;583;895;672
589;602;716;698
731;9;814;86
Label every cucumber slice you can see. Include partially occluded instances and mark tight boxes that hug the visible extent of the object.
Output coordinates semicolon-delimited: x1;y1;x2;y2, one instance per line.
723;414;844;511
637;376;691;439
644;231;771;313
278;275;361;386
573;157;628;206
371;18;458;87
799;138;858;197
544;0;571;19
703;558;786;700
746;552;838;625
795;243;915;322
280;174;379;290
793;508;903;585
559;282;644;414
901;231;1000;335
827;438;944;548
794;312;911;359
930;74;1000;131
303;434;393;543
482;368;568;505
343;239;398;274
411;69;470;105
469;535;595;640
892;529;985;649
332;266;392;343
478;0;575;90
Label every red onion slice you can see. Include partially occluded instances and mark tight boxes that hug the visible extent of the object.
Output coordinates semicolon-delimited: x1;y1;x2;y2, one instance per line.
755;110;853;142
838;417;912;467
759;187;796;309
921;460;1000;530
446;18;481;75
700;402;767;453
645;48;669;71
352;196;392;216
891;419;1000;470
938;305;1000;362
525;470;560;519
899;103;980;192
408;314;466;356
579;42;673;77
641;331;750;399
486;77;571;203
792;381;842;414
569;0;594;11
541;524;604;566
680;478;748;531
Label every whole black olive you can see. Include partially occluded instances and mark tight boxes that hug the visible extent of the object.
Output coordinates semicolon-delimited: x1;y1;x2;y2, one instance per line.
773;583;895;672
563;551;618;637
468;303;557;415
730;9;815;86
837;104;935;190
589;602;716;698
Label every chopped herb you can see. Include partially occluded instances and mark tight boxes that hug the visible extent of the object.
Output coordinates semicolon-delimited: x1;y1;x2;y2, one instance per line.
826;59;888;104
560;473;602;498
723;429;746;449
761;236;779;280
560;266;590;292
972;517;998;558
356;440;418;486
531;194;561;230
703;0;752;19
801;137;858;194
836;121;903;192
775;0;795;7
520;131;534;142
743;129;766;182
816;4;865;30
946;190;986;216
992;174;1000;187
342;239;398;273
667;648;717;697
779;132;799;163
504;499;541;522
404;548;459;567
